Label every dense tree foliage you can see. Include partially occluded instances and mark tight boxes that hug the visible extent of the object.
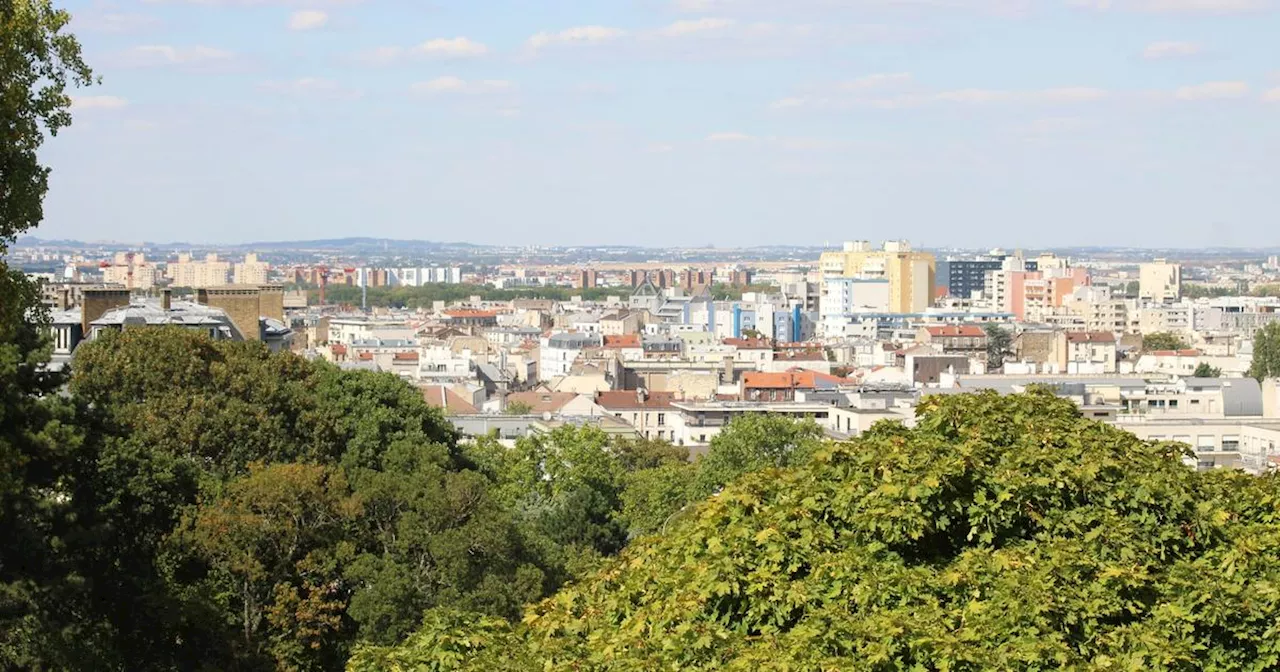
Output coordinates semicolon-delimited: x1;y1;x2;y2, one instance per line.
1193;362;1222;378
1142;331;1190;352
1;3;95;665
1181;284;1236;300
1249;322;1280;382
361;390;1280;670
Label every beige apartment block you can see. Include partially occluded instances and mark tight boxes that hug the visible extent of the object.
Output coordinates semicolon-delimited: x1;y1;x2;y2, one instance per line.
818;240;936;314
168;253;231;288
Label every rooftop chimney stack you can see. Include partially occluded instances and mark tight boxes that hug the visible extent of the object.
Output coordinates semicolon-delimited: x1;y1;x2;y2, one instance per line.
161;289;172;311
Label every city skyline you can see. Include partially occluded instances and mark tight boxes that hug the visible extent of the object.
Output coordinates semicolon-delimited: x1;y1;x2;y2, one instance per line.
43;0;1280;247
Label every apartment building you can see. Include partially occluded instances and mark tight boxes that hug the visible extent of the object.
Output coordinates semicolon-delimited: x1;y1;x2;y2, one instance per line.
233;253;270;285
168;253;232;288
818;240;935;314
1139;259;1182;304
595;390;680;442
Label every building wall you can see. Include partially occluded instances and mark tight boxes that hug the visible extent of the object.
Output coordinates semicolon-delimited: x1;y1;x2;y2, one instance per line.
168;253;231;288
818;242;936;314
80;288;132;334
1140;260;1182;303
258;285;285;322
199;287;262;341
234;253;270;285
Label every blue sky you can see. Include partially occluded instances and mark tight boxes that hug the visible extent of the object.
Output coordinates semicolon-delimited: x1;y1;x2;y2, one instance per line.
42;0;1280;248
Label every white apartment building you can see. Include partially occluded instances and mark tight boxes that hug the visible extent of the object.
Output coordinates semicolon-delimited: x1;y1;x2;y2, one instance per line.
1139;259;1182;304
539;332;601;378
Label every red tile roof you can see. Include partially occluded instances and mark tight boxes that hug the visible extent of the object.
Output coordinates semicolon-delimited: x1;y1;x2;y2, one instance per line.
393;352;420;361
358;352;373;361
1066;332;1116;344
331;344;348;355
505;391;578;414
786;367;856;386
421;385;479;414
443;309;498;318
595;390;677;409
924;325;986;338
1150;349;1201;357
723;337;771;350
743;371;817;389
602;334;641;349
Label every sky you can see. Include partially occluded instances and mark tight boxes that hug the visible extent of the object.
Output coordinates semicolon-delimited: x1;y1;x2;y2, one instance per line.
39;0;1280;248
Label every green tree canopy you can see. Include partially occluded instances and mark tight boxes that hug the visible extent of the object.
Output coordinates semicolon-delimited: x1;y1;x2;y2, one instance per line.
0;2;94;664
1249;322;1280;382
1193;362;1222;378
693;413;824;498
1142;331;1190;352
362;390;1280;670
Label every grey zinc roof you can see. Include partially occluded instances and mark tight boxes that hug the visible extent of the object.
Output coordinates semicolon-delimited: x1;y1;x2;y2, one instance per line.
91;300;229;327
1220;378;1263;417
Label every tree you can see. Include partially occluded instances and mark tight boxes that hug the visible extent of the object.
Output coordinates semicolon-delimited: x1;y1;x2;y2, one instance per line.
1;0;94;244
693;414;824;498
1;3;95;665
370;390;1280;670
1193;362;1222;378
52;329;555;668
504;400;533;415
181;463;362;670
1142;331;1190;352
983;324;1013;370
1248;322;1280;382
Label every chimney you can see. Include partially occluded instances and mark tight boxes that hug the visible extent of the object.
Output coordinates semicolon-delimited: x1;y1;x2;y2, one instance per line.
637;387;647;403
81;287;132;335
161;289;172;311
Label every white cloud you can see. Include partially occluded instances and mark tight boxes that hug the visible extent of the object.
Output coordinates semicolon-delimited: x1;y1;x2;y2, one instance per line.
659;18;736;37
773;79;1107;110
1174;81;1250;100
71;95;129;110
770;97;810;109
357;37;488;65
287;10;328;31
1142;41;1203;59
410;77;513;94
413;37;489;57
838;72;913;91
1264;88;1280;102
671;0;1032;16
705;132;754;142
1016;117;1091;134
1070;0;1267;13
115;45;237;69
259;77;361;100
527;25;626;50
930;87;1108;104
72;12;161;34
355;46;405;65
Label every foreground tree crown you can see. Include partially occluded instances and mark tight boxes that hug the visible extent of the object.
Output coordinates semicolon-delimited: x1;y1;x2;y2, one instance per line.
353;389;1280;671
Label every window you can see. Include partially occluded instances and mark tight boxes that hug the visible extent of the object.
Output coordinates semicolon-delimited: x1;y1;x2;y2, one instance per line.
657;413;665;426
657;431;665;440
1168;400;1178;409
